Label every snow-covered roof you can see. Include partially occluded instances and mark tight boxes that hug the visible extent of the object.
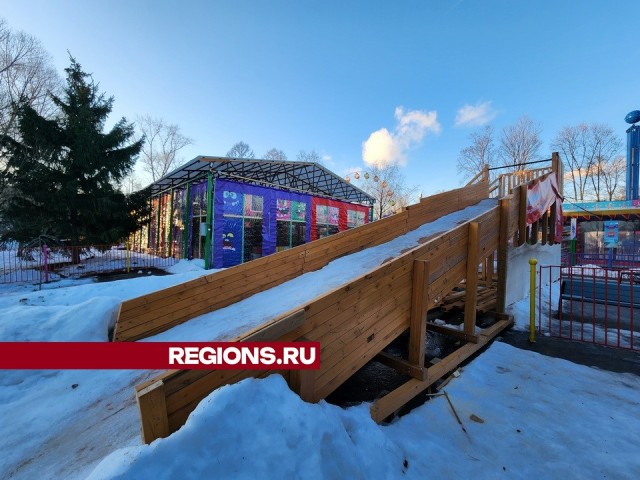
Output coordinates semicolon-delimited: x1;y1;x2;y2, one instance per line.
149;156;376;205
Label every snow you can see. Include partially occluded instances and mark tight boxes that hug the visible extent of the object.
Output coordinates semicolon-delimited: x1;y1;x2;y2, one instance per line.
87;344;640;480
1;203;639;479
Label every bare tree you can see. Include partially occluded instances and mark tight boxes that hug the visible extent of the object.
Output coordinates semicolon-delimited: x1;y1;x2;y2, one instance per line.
587;124;623;201
600;155;626;201
457;125;495;181
0;19;60;204
350;164;418;220
264;148;287;161
552;124;590;201
137;115;193;181
498;116;542;170
296;149;321;163
0;19;60;140
551;123;622;201
227;141;254;159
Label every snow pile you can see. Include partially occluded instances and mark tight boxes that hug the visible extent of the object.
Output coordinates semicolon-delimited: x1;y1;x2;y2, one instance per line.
87;342;640;480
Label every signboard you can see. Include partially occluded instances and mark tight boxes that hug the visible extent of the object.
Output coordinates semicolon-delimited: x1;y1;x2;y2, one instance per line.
570;218;577;240
603;221;619;248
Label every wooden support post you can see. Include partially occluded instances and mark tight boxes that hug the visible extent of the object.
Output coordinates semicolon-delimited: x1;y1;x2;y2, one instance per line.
167;188;175;257
289;369;317;402
375;351;426;379
496;197;510;314
549;202;557;246
136;380;170;444
408;260;429;375
486;253;495;286
541;210;549;245
530;219;539;245
518;184;527;247
552;151;563;196
464;222;479;338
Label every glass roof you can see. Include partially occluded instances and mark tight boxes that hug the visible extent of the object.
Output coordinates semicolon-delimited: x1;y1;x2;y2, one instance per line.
149;156;375;205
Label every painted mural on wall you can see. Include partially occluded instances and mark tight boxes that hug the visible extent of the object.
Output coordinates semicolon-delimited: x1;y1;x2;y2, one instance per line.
145;177;371;269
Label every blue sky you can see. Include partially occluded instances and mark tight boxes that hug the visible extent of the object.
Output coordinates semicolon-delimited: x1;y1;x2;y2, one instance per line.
2;1;639;194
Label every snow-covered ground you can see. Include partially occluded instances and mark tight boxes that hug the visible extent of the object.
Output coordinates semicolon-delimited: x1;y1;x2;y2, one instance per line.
1;201;639;479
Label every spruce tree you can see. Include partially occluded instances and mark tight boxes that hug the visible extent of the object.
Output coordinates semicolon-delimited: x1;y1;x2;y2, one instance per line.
1;58;149;255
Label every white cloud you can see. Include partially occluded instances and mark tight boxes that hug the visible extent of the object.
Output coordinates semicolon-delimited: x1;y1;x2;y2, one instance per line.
454;101;496;127
362;107;440;168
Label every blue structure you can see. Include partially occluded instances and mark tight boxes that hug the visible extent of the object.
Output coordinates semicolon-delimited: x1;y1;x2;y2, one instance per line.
625;110;640;200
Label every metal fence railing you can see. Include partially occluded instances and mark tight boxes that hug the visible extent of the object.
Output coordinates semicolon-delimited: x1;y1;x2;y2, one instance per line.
539;265;639;351
0;244;177;285
561;252;640;269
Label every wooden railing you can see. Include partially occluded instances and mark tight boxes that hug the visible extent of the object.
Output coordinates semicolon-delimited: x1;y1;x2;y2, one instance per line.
468;152;563;199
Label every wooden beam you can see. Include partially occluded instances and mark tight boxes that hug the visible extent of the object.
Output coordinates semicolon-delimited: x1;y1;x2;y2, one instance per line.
463;222;479;338
408;260;429;371
136;380;170;444
496;197;510;314
375;351;426;380
426;322;479;343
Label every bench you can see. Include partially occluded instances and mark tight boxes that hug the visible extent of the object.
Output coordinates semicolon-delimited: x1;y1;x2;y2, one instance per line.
558;277;640;315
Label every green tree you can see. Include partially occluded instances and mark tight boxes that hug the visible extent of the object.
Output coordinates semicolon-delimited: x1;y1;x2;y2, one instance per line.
1;58;149;256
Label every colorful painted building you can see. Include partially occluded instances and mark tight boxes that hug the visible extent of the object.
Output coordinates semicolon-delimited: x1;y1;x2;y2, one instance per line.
132;156;375;269
563;200;640;266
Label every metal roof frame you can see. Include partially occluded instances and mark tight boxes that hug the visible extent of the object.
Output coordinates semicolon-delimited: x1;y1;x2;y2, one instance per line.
149;156;376;205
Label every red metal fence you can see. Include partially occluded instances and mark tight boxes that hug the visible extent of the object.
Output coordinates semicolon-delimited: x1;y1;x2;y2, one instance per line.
0;244;177;285
538;265;639;351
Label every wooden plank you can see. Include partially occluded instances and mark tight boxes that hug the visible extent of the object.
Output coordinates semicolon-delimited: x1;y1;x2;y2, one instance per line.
167;370;264;432
312;289;413;378
541;211;549;245
241;309;306;342
464;222;479;338
314;313;409;400
408;260;429;370
136;380;170;444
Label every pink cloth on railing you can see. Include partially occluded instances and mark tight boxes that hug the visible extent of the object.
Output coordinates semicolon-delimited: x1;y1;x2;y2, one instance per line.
526;174;563;243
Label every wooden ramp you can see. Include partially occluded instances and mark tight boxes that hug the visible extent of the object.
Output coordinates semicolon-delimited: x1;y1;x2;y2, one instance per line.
125;162;562;444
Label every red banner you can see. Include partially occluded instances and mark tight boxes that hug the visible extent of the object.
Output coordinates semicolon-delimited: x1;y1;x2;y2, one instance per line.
0;342;321;370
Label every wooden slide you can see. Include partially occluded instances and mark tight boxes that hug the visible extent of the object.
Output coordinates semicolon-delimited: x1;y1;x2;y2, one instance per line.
116;168;560;444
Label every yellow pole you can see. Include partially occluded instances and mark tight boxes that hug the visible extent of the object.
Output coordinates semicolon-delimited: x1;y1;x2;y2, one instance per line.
529;258;537;343
125;240;131;273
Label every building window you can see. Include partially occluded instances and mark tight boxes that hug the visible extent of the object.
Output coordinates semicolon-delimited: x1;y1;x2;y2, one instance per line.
221;190;264;267
315;204;340;238
347;209;366;229
276;199;307;251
